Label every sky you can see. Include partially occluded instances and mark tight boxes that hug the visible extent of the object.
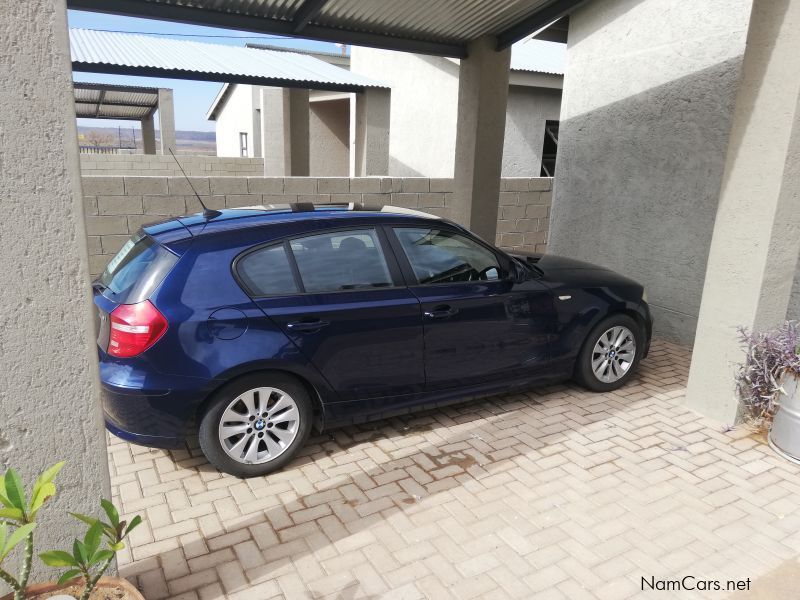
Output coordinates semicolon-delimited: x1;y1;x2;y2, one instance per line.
69;10;346;132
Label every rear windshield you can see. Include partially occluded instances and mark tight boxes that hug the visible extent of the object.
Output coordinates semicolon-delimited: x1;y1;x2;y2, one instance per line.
98;231;178;304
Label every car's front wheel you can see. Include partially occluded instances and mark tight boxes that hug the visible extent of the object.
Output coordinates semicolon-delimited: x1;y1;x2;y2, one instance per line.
198;372;313;478
574;314;643;392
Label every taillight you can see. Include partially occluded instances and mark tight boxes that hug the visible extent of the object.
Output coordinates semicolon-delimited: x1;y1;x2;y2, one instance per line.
108;300;168;358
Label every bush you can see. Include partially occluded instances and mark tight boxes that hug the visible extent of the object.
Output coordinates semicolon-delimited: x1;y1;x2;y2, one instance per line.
735;321;800;429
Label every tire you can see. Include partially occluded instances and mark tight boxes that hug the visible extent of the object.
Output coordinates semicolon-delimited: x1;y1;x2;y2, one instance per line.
198;372;313;478
573;314;643;392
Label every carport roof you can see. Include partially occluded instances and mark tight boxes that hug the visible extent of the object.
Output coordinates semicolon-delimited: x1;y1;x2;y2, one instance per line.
73;82;160;120
68;0;583;57
70;28;387;92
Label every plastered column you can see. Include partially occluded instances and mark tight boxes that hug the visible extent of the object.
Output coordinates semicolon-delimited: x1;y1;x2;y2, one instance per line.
157;88;176;154
354;88;390;176
452;36;511;241
687;0;800;422
0;0;111;579
261;88;310;175
141;114;156;154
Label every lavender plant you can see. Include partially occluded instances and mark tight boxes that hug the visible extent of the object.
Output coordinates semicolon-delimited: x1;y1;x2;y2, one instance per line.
735;321;800;428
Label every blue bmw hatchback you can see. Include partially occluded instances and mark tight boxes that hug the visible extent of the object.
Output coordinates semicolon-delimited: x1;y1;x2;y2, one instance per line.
94;203;651;477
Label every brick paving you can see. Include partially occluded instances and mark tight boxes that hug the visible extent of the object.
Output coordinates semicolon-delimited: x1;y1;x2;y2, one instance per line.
107;340;800;599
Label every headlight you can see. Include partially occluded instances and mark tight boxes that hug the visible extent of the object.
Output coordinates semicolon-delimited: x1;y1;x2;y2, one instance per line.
642;289;648;303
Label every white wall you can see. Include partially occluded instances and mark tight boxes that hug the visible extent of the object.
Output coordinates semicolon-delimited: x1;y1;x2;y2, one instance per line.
351;48;460;177
350;47;563;178
215;84;256;158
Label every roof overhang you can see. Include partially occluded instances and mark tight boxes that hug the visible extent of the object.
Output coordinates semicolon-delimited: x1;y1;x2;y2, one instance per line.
70;28;387;96
73;82;160;120
67;0;585;58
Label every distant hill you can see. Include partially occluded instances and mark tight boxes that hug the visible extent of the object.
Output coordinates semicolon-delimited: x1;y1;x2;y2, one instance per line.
77;126;216;155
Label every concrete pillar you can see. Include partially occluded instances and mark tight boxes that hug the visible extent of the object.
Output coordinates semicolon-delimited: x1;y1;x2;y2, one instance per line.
261;88;310;176
157;88;176;154
1;0;110;575
251;86;262;159
452;36;511;241
354;88;390;176
686;0;800;422
289;88;310;176
141;114;156;154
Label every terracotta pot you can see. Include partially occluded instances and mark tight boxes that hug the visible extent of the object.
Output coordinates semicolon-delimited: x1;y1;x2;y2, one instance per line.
0;576;143;600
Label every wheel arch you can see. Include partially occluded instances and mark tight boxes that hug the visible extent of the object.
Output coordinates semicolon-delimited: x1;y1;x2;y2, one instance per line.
192;366;328;436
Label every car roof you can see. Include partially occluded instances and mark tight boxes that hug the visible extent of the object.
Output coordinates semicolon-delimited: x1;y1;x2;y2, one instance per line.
142;204;445;243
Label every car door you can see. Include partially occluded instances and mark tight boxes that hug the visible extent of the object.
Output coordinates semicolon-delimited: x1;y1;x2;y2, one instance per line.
237;226;425;402
388;224;554;391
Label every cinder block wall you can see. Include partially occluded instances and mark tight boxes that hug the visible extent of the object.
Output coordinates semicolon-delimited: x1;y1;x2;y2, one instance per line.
82;176;552;276
80;154;265;177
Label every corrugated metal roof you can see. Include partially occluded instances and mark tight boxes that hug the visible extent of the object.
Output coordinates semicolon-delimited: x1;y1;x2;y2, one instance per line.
68;0;572;57
73;82;160;120
70;28;386;92
511;39;566;75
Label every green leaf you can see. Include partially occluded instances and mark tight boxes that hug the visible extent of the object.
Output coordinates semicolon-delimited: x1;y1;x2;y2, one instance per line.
39;550;79;568
29;482;56;518
124;515;142;537
57;569;82;585
70;513;99;528
100;499;119;530
3;470;26;513
109;542;125;552
84;522;103;558
89;549;114;566
29;462;64;511
0;508;24;522
0;522;7;560
73;539;88;567
1;523;36;560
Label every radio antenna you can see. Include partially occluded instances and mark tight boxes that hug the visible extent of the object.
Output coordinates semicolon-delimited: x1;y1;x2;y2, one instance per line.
168;148;221;219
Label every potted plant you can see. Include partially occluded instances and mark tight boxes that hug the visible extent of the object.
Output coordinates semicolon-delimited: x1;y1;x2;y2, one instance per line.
735;321;800;464
0;463;144;600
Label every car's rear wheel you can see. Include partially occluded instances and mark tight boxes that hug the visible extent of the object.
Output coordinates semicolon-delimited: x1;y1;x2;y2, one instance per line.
198;372;312;478
574;314;643;392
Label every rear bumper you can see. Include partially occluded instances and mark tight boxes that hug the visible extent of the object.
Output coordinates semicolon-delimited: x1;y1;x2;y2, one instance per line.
100;361;211;448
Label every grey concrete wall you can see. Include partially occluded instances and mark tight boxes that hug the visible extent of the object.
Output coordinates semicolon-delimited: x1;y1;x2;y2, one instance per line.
1;0;110;580
310;99;350;176
80;154;265;177
503;86;562;176
549;0;753;344
82;176;552;277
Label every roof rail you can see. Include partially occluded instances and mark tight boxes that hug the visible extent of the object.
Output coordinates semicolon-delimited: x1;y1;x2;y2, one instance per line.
227;202;440;219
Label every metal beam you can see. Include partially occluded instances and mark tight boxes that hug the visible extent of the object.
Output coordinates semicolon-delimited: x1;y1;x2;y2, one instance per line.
292;0;328;33
67;0;467;58
496;0;585;49
531;16;569;43
73;81;160;94
74;98;158;108
72;62;371;93
94;90;106;118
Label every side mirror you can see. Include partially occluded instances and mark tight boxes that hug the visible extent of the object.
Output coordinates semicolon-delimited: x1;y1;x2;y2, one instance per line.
509;259;528;284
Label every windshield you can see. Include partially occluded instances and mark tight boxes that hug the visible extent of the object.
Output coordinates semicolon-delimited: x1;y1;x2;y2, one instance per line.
99;231;177;304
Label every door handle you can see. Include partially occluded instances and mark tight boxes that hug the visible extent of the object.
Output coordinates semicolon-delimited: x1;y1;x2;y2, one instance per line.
424;305;459;319
287;319;330;332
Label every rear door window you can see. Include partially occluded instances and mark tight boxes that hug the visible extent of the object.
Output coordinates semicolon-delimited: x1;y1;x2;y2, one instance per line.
291;229;393;292
237;244;298;296
99;231;178;304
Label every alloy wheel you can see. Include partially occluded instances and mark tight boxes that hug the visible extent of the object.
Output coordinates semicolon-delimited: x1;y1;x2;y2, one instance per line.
590;325;636;383
217;387;300;464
